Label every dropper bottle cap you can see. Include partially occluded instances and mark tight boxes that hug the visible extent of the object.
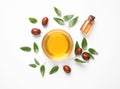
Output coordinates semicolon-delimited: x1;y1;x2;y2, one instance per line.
88;15;95;22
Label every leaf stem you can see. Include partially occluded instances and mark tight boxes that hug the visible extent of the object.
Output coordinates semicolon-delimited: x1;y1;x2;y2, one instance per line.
64;22;70;30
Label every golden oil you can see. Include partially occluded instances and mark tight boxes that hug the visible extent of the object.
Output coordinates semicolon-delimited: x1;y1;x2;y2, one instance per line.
42;29;73;61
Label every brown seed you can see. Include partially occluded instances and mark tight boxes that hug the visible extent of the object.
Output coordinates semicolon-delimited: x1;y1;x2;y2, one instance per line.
31;28;41;35
42;17;48;26
82;52;90;61
75;48;82;55
63;65;71;73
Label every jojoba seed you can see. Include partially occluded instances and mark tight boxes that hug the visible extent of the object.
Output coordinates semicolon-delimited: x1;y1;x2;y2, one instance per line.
31;28;41;35
63;65;71;73
82;52;90;61
75;48;82;55
42;17;48;26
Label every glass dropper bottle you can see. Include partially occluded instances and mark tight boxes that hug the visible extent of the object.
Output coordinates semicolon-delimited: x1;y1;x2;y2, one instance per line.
80;15;95;36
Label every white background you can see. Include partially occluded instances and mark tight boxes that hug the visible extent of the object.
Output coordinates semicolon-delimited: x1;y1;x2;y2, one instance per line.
1;0;120;89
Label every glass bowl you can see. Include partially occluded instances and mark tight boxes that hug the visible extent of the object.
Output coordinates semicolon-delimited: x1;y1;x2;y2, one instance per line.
42;29;73;61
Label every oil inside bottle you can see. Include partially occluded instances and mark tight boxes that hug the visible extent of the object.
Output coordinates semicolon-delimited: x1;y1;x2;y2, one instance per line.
80;15;95;36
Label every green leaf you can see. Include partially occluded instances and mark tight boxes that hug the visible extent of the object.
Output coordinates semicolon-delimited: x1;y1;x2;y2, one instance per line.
82;37;87;50
75;41;80;51
88;48;98;55
53;17;64;25
29;64;37;68
69;16;78;27
74;58;86;63
34;58;40;65
33;42;39;53
54;7;62;17
49;66;59;75
40;65;45;77
85;52;94;59
20;46;31;52
63;15;74;21
29;17;37;23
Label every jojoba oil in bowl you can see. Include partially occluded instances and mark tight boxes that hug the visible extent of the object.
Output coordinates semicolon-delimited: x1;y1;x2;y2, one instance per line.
42;29;73;61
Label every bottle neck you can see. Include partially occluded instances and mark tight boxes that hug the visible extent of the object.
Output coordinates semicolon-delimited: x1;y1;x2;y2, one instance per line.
88;15;95;22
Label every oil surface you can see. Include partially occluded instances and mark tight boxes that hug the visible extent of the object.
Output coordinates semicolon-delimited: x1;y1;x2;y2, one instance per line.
42;29;73;61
